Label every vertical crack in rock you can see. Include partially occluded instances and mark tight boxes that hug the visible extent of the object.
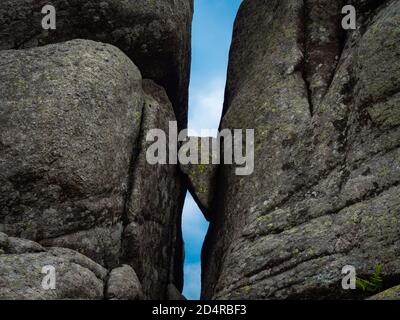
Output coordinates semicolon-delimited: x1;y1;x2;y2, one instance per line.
301;0;344;116
122;102;146;230
302;0;314;116
120;79;186;299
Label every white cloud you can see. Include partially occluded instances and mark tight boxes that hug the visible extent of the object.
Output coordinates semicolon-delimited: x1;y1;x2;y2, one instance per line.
183;262;202;300
182;193;209;247
188;77;226;137
181;193;209;299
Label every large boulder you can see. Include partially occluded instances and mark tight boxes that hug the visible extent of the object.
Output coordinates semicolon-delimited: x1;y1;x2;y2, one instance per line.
0;0;193;128
105;264;143;300
202;0;400;299
0;232;107;299
0;40;185;300
0;39;143;269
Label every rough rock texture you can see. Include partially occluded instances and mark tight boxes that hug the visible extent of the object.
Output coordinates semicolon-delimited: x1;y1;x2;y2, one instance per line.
0;40;185;299
202;0;400;299
180;137;218;220
0;233;107;299
0;0;193;128
0;231;44;254
0;39;143;269
121;79;185;299
105;265;143;300
368;285;400;300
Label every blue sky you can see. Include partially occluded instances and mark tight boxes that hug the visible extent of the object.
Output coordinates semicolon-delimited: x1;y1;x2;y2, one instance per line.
182;0;243;300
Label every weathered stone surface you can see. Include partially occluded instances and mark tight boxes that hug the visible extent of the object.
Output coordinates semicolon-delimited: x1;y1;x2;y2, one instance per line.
0;39;143;268
121;79;185;299
0;0;193;127
0;39;187;299
202;0;400;299
368;285;400;300
180;137;218;220
0;231;45;254
166;283;186;301
0;234;107;299
105;265;143;300
40;224;123;269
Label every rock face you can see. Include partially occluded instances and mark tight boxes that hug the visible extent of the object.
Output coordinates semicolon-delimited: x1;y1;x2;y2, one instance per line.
0;40;142;269
0;232;107;299
0;39;187;299
202;0;400;299
121;79;185;299
0;0;193;128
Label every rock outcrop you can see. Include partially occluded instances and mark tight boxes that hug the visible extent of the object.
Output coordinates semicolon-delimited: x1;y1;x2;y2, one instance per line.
202;0;400;299
0;40;142;269
0;0;193;128
1;232;146;300
0;232;108;299
0;37;189;298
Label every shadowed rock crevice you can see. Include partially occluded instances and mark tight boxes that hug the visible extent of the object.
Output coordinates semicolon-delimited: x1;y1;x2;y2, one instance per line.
301;0;345;116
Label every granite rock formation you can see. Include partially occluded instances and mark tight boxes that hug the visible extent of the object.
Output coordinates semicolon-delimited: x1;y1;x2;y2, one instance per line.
202;0;400;299
120;79;185;299
2;0;399;301
0;0;192;128
0;232;108;299
0;40;143;269
0;0;193;299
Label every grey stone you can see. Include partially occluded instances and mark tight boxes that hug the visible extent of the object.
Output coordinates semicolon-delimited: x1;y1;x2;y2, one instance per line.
0;0;193;127
0;39;143;268
0;231;45;254
202;0;400;300
106;265;143;300
121;79;185;299
0;236;107;300
40;223;123;269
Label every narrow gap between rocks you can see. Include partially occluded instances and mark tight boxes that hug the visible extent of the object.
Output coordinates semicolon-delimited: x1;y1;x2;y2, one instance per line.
181;0;242;300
